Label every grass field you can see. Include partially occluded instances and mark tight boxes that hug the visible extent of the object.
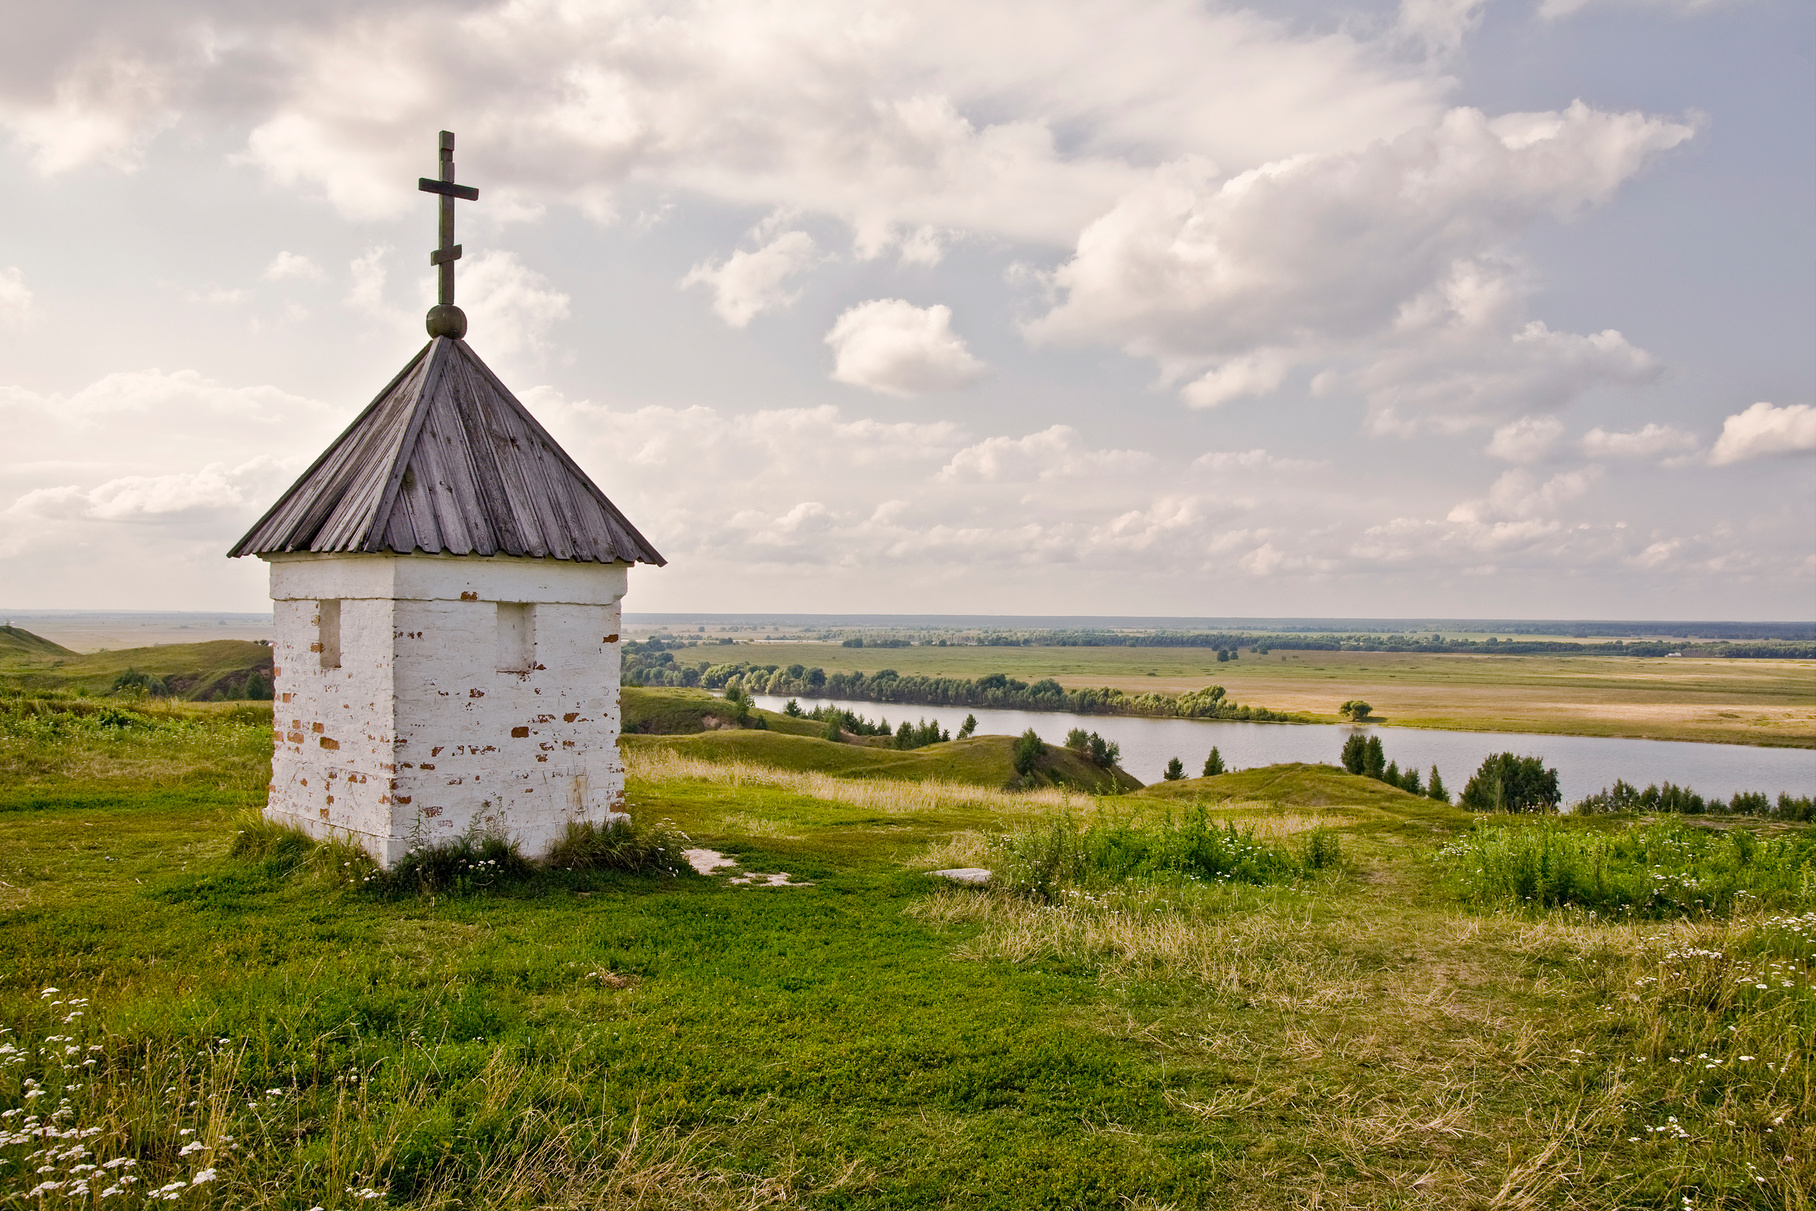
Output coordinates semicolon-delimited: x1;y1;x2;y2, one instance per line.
737;642;1816;748
0;626;273;702
1;699;1810;1208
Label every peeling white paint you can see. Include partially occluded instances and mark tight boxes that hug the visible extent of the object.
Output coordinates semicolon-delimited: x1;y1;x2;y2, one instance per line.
262;551;632;866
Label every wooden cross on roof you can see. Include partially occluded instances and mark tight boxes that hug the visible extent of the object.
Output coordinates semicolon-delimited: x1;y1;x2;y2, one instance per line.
418;130;479;337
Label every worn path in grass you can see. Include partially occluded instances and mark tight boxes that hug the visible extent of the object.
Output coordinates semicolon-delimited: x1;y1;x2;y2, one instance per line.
740;642;1816;748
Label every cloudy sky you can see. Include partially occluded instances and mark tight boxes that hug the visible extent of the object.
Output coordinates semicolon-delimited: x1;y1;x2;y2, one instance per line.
1;0;1811;618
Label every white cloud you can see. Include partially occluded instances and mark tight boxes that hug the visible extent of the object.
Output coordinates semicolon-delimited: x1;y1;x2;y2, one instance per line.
1538;0;1749;18
1580;422;1698;459
1191;449;1328;473
0;267;32;330
0;52;177;175
10;1;1449;241
1029;103;1691;423
6;463;262;523
0;369;343;587
345;246;394;319
826;300;987;396
682;232;818;327
1396;0;1489;56
263;252;324;283
186;286;249;306
1708;402;1816;466
458;251;571;358
1486;415;1564;462
1182;351;1291;409
940;426;1152;482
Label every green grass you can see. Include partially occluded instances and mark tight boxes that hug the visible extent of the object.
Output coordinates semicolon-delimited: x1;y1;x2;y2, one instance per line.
626;728;1142;794
622;686;823;738
0;700;1811;1208
1437;817;1816;917
0;631;273;701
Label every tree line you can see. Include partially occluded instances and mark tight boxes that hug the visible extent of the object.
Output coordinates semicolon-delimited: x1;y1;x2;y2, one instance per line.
623;651;1305;723
1337;731;1815;820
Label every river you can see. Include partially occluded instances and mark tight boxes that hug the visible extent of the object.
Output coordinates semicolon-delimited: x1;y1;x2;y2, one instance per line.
752;694;1816;803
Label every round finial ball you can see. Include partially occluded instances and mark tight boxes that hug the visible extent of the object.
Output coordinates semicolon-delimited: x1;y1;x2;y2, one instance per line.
426;304;468;339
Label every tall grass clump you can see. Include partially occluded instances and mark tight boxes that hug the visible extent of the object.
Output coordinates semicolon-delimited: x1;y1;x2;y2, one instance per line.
991;808;1336;901
546;816;693;877
0;695;271;790
1439;818;1816;917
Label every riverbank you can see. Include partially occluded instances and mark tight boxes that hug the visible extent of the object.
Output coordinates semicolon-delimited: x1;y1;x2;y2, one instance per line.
715;643;1816;749
753;693;1816;801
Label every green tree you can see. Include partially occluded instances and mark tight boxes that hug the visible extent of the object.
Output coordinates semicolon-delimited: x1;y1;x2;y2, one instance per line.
1340;734;1367;775
1427;766;1449;804
1202;747;1225;776
1339;700;1373;721
822;715;843;743
1065;728;1092;752
1163;756;1186;781
1012;729;1045;776
783;699;803;717
957;714;978;739
1400;764;1422;795
1089;734;1120;769
1459;753;1561;813
1364;736;1386;779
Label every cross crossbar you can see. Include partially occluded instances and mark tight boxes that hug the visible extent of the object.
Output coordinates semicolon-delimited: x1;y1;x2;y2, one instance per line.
418;179;479;201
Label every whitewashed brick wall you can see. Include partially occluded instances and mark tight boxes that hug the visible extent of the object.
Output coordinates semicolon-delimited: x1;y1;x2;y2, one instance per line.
264;552;629;866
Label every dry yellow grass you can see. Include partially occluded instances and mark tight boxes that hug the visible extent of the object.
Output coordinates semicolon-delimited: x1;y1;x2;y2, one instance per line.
623;746;1095;819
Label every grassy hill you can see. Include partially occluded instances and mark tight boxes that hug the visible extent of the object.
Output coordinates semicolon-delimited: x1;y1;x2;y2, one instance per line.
622;686;825;737
0;624;76;660
1130;761;1451;810
626;730;1142;793
0;626;273;701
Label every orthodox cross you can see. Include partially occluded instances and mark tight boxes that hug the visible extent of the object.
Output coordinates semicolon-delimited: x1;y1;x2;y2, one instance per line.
418;131;479;309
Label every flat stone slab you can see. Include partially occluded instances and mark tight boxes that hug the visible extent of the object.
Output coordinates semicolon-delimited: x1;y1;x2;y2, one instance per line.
930;868;991;886
683;848;736;876
728;871;814;888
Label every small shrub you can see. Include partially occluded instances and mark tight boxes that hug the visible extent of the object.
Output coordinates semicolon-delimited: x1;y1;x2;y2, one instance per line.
546;816;693;877
1459;752;1560;813
1302;827;1342;870
230;815;318;876
991;809;1316;901
372;828;535;897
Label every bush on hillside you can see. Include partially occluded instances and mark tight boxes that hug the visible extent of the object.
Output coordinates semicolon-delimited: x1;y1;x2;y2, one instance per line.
1459;753;1561;813
1012;729;1045;776
1575;779;1816;821
1065;728;1121;769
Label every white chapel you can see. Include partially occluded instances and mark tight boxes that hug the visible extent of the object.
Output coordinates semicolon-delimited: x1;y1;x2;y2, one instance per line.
229;131;663;866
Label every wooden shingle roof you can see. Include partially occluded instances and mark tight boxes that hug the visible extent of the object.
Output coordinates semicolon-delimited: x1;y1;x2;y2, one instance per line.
229;337;664;566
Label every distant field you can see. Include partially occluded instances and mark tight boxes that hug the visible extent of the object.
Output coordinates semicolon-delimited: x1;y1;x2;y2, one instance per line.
740;642;1816;747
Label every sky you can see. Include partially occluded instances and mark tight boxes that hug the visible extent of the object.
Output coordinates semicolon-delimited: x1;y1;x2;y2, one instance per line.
0;0;1811;620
